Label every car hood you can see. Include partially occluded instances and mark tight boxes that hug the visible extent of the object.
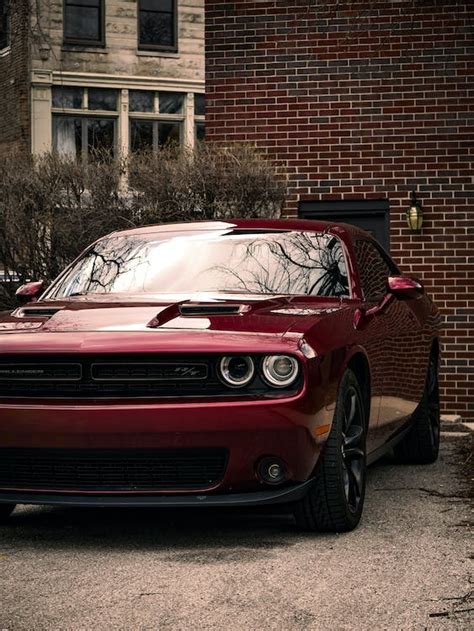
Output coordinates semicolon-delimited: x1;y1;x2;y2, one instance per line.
0;294;349;354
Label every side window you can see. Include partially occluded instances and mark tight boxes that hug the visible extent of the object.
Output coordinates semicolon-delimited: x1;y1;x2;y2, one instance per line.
138;0;177;51
354;240;392;302
64;0;104;46
322;236;350;297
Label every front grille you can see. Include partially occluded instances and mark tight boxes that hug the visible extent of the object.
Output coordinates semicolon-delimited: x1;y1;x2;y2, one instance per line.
0;354;300;399
91;362;208;382
0;448;228;491
0;354;220;399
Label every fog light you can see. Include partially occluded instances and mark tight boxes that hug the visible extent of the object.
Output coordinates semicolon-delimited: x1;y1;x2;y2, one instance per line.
257;457;288;485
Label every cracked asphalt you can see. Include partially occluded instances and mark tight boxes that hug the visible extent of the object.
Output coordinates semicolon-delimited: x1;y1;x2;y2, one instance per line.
0;433;472;631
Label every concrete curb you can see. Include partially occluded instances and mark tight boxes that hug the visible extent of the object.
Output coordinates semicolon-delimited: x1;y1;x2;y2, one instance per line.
441;415;473;435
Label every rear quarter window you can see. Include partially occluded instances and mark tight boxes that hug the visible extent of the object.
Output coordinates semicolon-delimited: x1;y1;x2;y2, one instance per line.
354;240;393;301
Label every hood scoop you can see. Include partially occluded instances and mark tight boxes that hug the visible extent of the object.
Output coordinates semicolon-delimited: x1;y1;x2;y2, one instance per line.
179;303;247;316
16;306;64;319
147;301;249;328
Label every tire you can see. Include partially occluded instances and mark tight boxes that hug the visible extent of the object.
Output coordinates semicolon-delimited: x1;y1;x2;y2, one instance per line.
394;352;440;464
294;369;367;533
0;503;16;522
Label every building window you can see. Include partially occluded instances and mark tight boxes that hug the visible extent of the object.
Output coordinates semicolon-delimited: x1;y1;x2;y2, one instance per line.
0;0;10;51
52;86;83;109
130;120;181;152
64;0;104;46
298;199;390;251
88;88;118;111
54;117;115;161
129;90;185;152
194;94;205;141
52;86;118;160
195;122;205;142
138;0;177;51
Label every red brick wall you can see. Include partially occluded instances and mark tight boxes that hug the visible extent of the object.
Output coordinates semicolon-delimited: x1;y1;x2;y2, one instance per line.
0;1;30;155
205;0;474;419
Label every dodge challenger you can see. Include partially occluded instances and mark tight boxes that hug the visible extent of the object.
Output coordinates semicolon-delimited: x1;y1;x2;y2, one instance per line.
0;219;441;532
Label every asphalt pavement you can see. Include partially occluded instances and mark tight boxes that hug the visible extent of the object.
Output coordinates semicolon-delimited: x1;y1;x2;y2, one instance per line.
0;432;472;631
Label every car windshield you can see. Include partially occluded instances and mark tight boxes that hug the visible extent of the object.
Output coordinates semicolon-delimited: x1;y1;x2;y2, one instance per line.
47;230;350;299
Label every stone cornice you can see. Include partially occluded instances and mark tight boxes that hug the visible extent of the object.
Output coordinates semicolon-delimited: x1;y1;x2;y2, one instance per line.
31;70;204;93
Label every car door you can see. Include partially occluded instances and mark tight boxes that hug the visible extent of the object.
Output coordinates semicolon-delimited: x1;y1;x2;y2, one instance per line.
353;239;426;446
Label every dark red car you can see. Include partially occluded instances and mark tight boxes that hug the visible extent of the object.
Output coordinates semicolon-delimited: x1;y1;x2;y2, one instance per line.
0;219;441;532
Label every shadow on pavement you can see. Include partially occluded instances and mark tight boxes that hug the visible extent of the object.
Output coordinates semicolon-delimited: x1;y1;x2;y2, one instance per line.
2;504;307;559
1;444;461;556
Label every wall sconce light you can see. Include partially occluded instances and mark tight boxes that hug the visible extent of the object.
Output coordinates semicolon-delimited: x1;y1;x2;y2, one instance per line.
406;190;423;233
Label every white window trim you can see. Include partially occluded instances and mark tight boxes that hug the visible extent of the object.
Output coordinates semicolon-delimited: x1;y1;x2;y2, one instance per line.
31;70;205;156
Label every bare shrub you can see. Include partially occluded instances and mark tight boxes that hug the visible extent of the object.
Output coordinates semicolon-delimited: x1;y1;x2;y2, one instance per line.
0;151;132;309
129;143;286;223
0;144;287;309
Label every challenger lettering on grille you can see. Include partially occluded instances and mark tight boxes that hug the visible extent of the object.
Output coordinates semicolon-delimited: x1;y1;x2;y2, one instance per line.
0;364;82;381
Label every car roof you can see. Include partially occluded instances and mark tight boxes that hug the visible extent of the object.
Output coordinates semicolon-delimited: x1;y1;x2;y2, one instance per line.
110;218;371;240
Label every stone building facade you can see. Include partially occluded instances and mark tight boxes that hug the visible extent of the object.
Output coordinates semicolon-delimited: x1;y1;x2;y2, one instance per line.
205;1;474;419
0;1;30;154
0;0;204;157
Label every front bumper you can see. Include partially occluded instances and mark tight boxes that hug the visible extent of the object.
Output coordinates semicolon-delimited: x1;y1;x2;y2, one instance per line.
0;388;330;499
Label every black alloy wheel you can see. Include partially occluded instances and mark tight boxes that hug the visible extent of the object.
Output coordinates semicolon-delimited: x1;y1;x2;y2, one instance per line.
294;369;367;532
394;351;440;464
341;384;366;514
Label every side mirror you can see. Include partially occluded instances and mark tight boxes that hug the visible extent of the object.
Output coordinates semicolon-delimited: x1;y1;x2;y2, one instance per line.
353;275;423;330
15;280;45;305
388;276;424;300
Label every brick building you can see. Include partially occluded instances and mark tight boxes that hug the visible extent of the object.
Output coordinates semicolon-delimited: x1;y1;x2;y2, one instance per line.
205;0;474;419
0;0;204;158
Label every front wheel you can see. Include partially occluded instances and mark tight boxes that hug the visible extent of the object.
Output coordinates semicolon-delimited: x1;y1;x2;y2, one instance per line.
294;369;367;532
0;503;16;522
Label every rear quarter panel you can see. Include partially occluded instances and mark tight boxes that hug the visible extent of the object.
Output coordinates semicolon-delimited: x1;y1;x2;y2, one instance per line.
291;291;440;454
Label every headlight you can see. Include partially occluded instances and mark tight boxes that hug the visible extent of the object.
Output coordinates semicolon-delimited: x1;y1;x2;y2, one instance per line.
262;355;299;388
218;356;255;388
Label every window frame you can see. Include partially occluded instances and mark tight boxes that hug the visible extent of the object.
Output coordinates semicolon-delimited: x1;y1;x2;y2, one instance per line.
63;0;105;48
52;87;119;162
130;118;183;152
128;90;186;152
137;0;178;53
53;114;117;163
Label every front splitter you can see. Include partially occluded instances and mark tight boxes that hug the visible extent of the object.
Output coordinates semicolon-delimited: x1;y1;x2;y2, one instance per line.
0;480;315;508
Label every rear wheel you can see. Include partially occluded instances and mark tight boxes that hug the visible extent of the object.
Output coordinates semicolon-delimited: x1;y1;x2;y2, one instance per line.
394;353;440;464
0;504;16;522
294;369;367;532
